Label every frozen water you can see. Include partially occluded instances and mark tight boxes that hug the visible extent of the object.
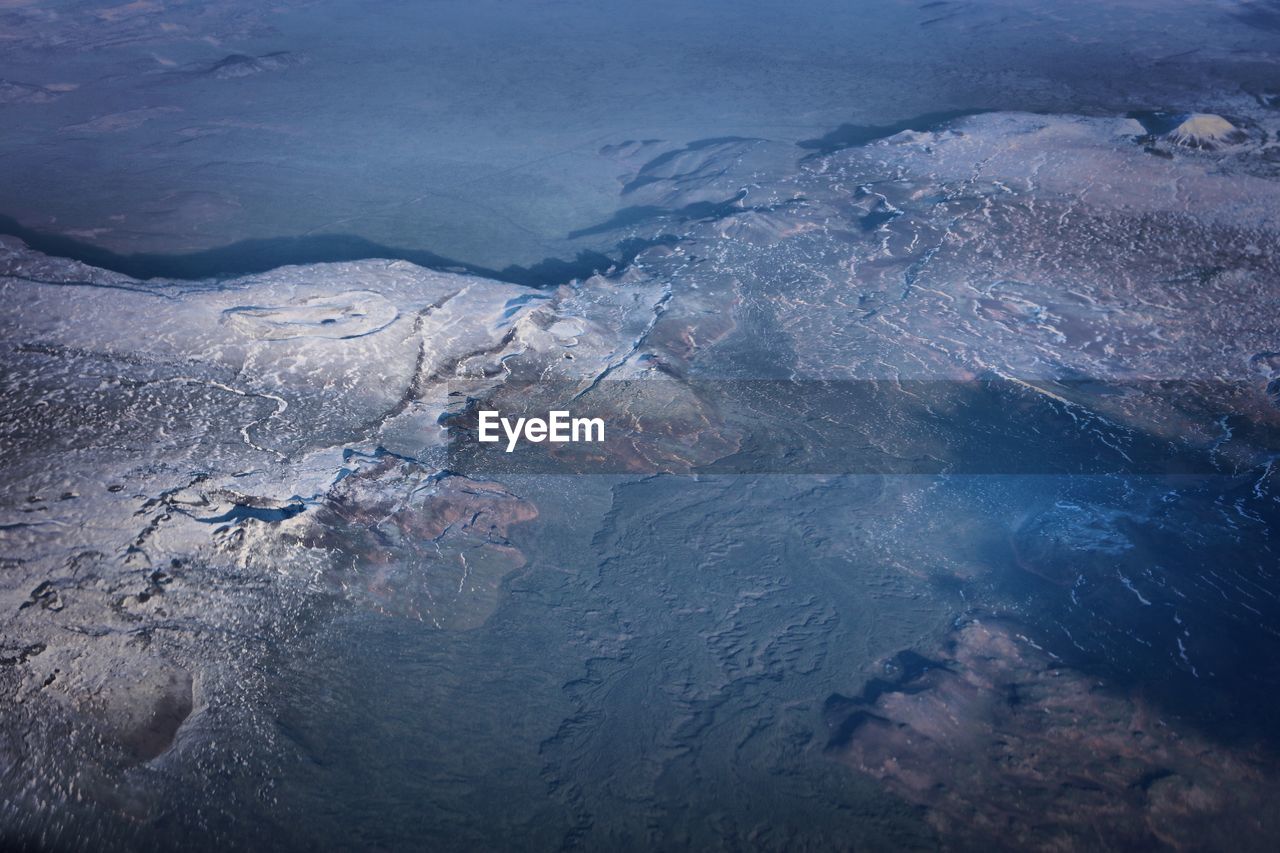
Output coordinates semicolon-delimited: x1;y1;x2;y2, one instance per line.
2;0;1279;271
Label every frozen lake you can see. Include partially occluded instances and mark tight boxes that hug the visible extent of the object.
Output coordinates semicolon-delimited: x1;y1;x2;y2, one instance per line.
2;0;1276;274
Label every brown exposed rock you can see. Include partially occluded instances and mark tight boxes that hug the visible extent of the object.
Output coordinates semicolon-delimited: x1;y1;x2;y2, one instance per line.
299;461;537;629
827;621;1280;850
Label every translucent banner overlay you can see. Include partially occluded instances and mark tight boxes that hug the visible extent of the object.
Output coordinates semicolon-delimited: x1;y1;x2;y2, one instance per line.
441;379;1280;475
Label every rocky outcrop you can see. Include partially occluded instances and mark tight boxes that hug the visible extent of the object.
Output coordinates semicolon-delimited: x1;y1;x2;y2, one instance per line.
828;620;1280;850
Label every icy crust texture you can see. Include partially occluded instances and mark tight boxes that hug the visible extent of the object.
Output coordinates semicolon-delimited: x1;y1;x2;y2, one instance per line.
0;243;671;841
3;107;1280;847
634;113;1280;383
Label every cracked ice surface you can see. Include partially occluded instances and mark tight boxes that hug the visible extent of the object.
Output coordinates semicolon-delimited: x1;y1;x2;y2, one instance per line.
0;236;671;838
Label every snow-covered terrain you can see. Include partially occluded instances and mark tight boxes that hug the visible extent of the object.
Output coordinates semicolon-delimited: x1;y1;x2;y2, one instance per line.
5;94;1280;847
